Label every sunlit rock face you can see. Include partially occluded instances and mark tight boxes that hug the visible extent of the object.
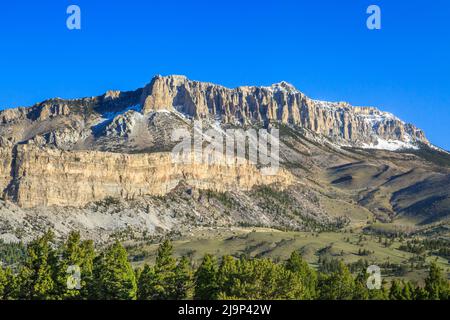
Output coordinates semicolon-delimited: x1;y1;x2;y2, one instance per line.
0;75;431;209
140;75;428;147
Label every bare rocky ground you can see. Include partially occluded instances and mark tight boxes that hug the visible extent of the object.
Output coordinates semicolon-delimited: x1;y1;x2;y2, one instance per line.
0;181;346;244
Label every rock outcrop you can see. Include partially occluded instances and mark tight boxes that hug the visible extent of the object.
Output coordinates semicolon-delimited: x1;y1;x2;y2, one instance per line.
0;75;429;149
0;74;434;209
139;75;428;146
1;144;292;208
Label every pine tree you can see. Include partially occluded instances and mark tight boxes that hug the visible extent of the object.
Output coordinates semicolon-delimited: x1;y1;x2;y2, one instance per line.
217;257;305;300
216;255;237;297
0;265;6;299
255;259;304;300
194;254;219;300
137;240;179;300
285;251;318;299
154;239;177;299
318;261;355;300
79;238;95;297
137;264;158;300
56;231;95;299
389;280;403;300
92;241;137;300
402;281;415;300
414;285;429;300
368;279;389;300
173;256;193;299
17;231;58;299
353;270;369;300
0;267;18;299
424;262;449;300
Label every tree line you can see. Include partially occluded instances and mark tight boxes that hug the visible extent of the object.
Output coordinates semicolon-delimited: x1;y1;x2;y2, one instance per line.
0;231;449;300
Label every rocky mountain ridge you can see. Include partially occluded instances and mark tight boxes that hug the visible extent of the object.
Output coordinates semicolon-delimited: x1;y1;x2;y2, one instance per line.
0;75;448;243
0;75;430;151
140;75;429;150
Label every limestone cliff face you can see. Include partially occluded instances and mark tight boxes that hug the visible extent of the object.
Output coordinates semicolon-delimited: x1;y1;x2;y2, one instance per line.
140;75;428;146
2;145;292;208
0;74;434;209
0;147;13;194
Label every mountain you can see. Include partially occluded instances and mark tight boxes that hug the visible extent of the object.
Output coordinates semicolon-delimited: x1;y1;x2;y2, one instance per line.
0;75;448;243
140;75;429;150
0;75;429;150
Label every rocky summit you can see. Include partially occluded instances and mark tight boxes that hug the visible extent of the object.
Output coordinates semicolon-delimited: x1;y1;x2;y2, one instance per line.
0;75;448;243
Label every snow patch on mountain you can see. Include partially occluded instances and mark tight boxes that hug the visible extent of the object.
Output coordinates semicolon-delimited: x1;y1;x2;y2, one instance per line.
101;104;142;120
361;137;418;151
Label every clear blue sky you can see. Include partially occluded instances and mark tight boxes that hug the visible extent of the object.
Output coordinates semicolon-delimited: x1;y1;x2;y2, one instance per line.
0;0;449;149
